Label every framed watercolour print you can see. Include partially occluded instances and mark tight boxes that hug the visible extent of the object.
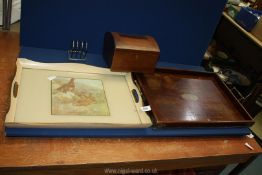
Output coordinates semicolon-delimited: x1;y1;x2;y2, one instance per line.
51;77;110;116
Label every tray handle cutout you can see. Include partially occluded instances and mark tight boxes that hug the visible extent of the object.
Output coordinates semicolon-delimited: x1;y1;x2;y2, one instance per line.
13;81;18;98
132;89;139;103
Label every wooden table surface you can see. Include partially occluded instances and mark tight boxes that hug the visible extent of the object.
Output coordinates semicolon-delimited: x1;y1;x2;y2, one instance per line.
0;32;261;175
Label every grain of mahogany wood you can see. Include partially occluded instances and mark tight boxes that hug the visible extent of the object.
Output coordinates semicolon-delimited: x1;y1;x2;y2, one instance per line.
135;69;254;127
0;32;261;174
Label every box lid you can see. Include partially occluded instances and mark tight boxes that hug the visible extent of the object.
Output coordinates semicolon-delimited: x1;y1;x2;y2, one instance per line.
110;32;160;53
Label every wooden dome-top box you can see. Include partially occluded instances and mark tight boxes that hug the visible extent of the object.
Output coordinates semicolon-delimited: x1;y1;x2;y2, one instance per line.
103;32;160;73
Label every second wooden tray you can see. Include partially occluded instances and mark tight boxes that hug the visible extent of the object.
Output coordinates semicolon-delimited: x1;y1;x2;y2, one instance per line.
134;69;254;127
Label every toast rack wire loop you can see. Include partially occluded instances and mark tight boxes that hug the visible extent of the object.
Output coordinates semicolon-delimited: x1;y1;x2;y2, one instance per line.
68;40;88;61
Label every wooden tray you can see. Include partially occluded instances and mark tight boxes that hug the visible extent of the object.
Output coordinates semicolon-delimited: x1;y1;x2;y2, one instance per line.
134;68;254;127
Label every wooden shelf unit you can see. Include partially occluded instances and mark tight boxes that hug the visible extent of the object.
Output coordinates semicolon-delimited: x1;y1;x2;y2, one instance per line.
222;12;262;49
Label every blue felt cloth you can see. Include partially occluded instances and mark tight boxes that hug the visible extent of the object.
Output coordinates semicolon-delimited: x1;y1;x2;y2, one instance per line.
5;127;250;137
20;0;227;66
20;47;205;71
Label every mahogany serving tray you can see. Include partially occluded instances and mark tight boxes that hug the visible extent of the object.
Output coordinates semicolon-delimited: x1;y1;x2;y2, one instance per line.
134;68;254;127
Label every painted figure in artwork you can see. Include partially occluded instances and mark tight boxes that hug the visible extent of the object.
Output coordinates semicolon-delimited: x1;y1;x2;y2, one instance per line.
56;78;75;93
51;77;110;116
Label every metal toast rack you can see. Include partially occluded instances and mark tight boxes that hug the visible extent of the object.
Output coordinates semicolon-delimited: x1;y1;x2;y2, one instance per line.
68;40;88;61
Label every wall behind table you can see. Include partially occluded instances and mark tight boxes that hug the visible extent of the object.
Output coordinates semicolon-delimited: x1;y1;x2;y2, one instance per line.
20;0;226;66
